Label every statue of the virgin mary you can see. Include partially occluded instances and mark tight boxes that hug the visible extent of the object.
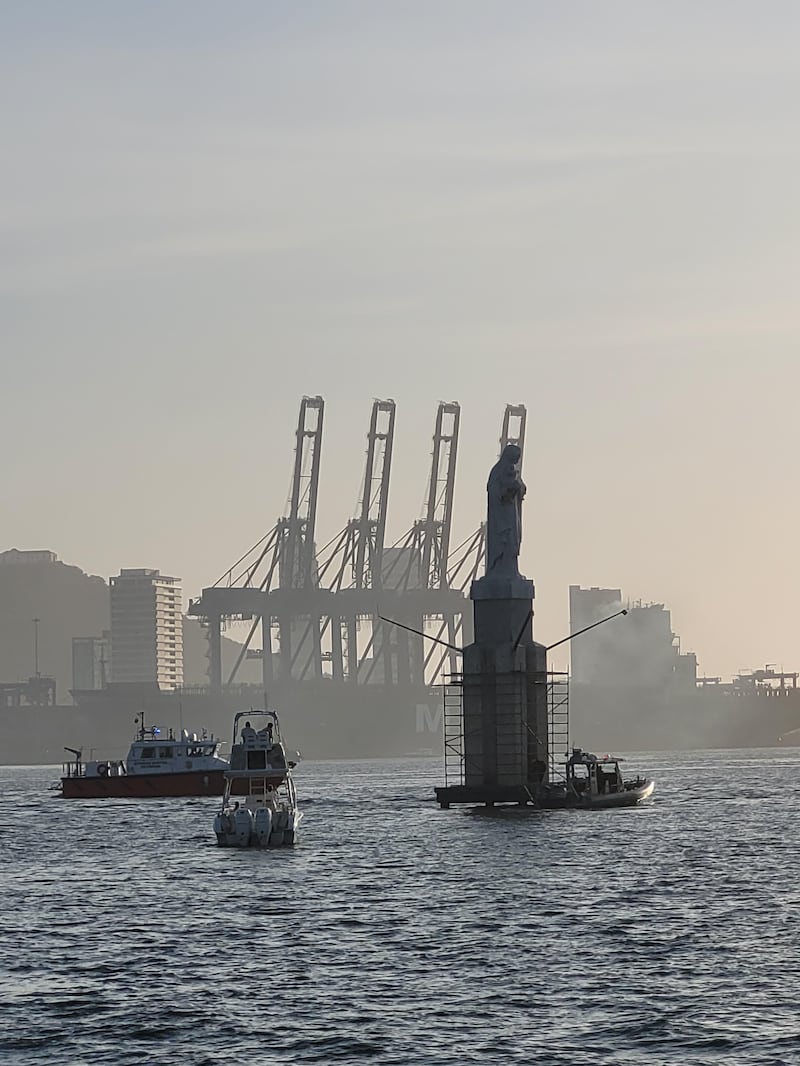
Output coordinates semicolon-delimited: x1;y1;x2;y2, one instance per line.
486;444;526;577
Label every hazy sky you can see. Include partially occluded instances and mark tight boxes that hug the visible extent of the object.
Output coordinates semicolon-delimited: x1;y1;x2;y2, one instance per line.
3;1;800;677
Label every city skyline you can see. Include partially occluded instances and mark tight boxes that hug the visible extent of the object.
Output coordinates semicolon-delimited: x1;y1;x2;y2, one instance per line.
4;2;800;677
0;515;782;686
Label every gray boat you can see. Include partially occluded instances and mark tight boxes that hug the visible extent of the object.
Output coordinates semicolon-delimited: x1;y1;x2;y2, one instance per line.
552;748;655;809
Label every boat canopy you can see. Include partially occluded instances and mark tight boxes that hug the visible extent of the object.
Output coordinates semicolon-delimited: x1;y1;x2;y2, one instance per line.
565;748;625;766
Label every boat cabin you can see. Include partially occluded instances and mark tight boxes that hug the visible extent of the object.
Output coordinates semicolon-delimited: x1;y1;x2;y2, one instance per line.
62;725;228;780
220;711;297;811
565;748;626;798
228;711;291;774
125;729;226;775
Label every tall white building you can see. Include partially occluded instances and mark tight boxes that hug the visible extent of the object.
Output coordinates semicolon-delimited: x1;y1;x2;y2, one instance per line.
110;569;184;690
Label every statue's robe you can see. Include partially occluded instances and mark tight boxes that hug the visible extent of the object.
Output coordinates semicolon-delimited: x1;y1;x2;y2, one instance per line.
486;453;526;576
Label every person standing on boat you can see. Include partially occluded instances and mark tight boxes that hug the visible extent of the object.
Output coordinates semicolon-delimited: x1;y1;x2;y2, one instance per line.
257;722;275;744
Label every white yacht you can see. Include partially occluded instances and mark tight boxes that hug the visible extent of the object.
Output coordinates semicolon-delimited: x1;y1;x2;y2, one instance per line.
213;709;302;848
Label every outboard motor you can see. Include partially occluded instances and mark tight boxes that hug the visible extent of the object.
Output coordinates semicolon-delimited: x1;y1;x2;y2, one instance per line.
270;809;287;847
213;811;235;845
254;807;273;847
233;806;254;847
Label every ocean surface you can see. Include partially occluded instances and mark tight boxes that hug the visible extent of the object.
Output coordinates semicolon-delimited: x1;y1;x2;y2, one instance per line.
1;750;799;1065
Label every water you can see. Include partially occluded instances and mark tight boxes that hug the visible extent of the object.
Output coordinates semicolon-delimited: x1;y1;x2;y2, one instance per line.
1;750;799;1065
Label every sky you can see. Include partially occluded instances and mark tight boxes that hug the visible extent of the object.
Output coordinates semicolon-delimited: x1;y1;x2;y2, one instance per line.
2;0;800;677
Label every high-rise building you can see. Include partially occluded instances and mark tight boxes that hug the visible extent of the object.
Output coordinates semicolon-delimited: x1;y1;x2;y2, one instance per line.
110;569;184;691
72;631;110;691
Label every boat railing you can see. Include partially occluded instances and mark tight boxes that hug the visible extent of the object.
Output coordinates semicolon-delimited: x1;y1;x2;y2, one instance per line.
223;768;288;780
62;747;83;778
61;755;128;779
222;771;295;810
230;709;282;748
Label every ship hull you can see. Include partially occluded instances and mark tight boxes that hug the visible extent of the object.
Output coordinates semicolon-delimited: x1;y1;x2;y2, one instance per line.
61;769;227;798
3;680;446;765
14;676;800;770
569;682;800;752
582;779;655;808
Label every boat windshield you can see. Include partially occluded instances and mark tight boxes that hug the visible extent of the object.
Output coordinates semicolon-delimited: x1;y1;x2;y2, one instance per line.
187;743;217;756
134;747;176;759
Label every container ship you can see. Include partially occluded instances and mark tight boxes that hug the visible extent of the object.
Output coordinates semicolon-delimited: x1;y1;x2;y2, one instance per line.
567;585;800;753
570;667;800;754
0;679;446;765
3;661;799;768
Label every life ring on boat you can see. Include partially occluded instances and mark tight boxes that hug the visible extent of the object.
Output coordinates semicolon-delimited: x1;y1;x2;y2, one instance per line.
97;763;109;777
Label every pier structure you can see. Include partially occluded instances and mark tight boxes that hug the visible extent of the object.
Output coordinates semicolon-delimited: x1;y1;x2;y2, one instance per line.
188;397;528;699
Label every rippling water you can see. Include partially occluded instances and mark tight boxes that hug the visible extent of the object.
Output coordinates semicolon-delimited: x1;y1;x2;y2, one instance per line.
2;750;799;1065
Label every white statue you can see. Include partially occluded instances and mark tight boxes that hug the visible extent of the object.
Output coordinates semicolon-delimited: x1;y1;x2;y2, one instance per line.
486;444;526;577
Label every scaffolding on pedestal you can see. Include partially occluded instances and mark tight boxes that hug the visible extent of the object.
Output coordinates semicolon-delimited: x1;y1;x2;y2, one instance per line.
439;670;570;801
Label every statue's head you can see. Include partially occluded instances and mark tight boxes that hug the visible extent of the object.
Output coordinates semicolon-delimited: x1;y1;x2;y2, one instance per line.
501;444;521;466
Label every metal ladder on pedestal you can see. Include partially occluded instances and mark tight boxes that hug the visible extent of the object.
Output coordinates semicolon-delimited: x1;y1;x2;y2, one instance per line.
547;672;570;784
442;678;464;787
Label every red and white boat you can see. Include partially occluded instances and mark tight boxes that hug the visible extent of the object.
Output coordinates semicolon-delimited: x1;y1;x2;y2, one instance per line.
59;717;230;798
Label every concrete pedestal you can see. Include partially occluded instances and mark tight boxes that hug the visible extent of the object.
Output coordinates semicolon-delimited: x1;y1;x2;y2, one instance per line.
461;640;548;791
470;574;535;648
436;570;550;807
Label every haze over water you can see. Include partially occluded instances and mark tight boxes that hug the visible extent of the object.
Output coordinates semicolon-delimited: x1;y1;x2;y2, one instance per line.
3;753;798;1065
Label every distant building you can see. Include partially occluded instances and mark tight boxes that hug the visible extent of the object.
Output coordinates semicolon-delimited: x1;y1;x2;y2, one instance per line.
569;585;697;690
382;546;423;589
110;569;184;691
0;676;56;707
72;631;110;691
569;586;623;685
0;549;58;566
